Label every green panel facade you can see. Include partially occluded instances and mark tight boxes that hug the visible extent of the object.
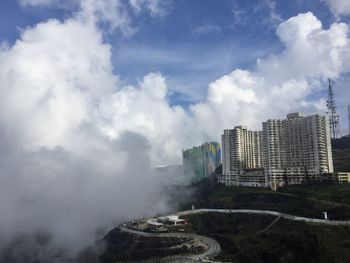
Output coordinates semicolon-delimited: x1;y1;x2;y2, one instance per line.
182;142;221;183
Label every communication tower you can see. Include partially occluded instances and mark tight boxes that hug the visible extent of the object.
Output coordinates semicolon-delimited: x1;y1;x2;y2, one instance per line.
326;78;340;139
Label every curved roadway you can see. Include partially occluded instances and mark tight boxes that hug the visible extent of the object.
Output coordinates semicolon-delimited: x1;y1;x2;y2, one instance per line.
119;208;350;262
176;209;350;225
119;225;221;260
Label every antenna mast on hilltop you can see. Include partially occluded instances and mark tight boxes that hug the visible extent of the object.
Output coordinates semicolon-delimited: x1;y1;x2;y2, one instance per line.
326;78;340;139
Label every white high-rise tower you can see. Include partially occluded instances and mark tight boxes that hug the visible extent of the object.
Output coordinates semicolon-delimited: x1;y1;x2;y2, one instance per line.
220;112;333;189
220;126;263;186
263;113;333;189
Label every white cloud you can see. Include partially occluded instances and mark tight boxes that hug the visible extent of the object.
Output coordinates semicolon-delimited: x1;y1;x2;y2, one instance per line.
19;0;170;36
97;73;191;165
231;0;282;29
264;0;283;25
78;0;138;36
0;130;169;251
129;0;171;17
0;18;116;150
193;24;222;35
0;10;174;259
19;0;75;7
259;12;350;82
323;0;350;17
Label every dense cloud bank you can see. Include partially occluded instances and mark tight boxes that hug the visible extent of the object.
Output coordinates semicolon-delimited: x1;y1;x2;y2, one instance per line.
1;0;350;261
0;1;178;259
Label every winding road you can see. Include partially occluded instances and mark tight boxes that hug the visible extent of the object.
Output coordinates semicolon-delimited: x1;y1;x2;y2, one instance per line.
119;208;350;262
176;208;350;225
119;225;221;260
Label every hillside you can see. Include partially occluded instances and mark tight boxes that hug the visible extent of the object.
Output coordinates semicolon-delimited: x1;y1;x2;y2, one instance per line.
333;149;350;172
89;180;350;263
332;136;350;150
99;229;202;262
190;176;350;220
182;212;350;263
183;182;350;262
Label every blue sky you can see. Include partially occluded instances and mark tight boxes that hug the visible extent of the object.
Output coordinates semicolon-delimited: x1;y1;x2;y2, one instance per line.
0;0;349;141
0;0;342;106
110;0;339;104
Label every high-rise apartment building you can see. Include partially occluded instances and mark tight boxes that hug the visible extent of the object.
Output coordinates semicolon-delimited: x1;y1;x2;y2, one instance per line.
264;112;333;189
219;113;333;189
182;142;221;183
220;126;263;186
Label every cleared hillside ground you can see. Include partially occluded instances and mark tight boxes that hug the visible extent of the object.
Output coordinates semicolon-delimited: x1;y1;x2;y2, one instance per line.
279;183;350;205
192;181;350;220
333;149;350;172
182;212;350;263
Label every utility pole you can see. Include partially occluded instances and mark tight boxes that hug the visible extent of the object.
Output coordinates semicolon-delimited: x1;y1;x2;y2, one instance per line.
326;78;340;139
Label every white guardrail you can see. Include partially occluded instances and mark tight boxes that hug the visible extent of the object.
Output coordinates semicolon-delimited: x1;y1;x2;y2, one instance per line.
118;208;350;262
176;209;350;225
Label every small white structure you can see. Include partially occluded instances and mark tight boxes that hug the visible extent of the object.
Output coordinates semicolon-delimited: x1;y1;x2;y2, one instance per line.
323;211;328;220
158;215;187;226
338;172;350;183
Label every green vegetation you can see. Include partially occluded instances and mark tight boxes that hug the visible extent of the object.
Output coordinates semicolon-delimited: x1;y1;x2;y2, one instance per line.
333;149;350;172
183;212;350;263
192;180;350;220
182;179;350;262
332;136;350;172
279;183;350;205
96;181;350;263
332;136;350;150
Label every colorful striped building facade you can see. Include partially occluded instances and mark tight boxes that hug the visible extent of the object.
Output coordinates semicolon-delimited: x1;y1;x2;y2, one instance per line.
182;142;221;183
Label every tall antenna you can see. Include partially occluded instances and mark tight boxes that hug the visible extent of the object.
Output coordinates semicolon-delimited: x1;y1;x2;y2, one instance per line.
326;78;340;139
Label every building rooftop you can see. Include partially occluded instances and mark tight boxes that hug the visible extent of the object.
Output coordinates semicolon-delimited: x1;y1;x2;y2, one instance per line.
287;112;305;119
234;125;248;129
